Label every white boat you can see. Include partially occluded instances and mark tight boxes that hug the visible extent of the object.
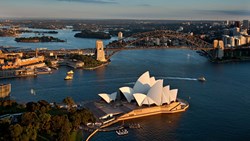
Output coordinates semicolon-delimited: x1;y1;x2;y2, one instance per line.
67;70;74;75
129;123;141;129
198;77;206;82
116;129;128;136
65;70;74;80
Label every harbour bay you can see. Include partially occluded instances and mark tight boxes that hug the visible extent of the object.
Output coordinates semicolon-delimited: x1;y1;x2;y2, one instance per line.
1;46;250;140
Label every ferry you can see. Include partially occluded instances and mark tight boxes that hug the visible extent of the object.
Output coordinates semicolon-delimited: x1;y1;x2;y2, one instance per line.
64;70;74;80
116;129;128;136
198;76;206;82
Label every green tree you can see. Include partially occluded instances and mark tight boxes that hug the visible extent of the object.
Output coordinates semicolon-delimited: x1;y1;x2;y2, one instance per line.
9;124;23;141
26;102;40;112
21;112;39;126
63;97;75;107
38;113;51;132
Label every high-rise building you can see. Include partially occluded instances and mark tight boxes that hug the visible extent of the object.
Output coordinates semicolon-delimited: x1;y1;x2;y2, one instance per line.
156;38;160;46
118;32;123;40
96;40;106;62
229;37;235;47
213;40;218;49
235;38;241;47
232;27;240;36
218;40;224;49
223;29;230;35
243;20;249;30
234;21;241;28
222;35;229;47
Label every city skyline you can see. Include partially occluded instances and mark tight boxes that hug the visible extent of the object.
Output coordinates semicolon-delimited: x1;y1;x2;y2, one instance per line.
0;0;250;20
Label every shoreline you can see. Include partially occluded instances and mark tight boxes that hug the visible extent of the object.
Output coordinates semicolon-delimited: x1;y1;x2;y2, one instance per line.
83;61;110;70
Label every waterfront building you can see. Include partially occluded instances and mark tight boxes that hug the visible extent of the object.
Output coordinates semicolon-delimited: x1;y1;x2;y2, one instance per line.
235;38;241;47
219;40;224;49
156;38;160;46
0;51;23;60
234;21;241;28
99;71;178;106
94;71;189;124
96;40;107;62
0;84;11;98
213;40;224;59
223;29;230;35
239;36;247;45
118;32;123;40
229;37;235;47
0;59;4;65
213;40;218;49
222;35;230;47
243;20;249;30
232;27;240;36
0;56;45;70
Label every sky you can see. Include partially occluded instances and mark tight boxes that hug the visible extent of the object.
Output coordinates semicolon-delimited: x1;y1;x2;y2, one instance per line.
0;0;249;20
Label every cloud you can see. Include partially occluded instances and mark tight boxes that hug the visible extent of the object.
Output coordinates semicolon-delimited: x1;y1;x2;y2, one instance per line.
57;0;117;4
195;10;250;16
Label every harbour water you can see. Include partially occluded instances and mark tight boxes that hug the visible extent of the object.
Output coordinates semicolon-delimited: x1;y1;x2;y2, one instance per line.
1;29;250;141
0;28;117;49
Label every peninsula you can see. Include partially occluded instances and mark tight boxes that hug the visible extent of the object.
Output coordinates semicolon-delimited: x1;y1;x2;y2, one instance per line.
74;30;111;39
15;36;65;43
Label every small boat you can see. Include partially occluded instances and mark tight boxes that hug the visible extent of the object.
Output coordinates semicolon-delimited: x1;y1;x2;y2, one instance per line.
116;129;128;136
65;70;74;80
30;88;36;95
198;76;206;82
67;70;74;75
129;123;141;129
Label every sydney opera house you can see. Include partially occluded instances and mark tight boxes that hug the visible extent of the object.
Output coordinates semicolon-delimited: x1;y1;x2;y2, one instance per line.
87;71;189;123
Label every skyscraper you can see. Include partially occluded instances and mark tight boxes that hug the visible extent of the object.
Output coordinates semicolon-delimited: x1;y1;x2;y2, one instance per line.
243;20;249;30
96;40;106;62
234;21;241;28
118;32;123;40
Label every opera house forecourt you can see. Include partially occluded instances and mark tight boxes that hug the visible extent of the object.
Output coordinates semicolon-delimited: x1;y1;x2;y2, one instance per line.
95;71;189;125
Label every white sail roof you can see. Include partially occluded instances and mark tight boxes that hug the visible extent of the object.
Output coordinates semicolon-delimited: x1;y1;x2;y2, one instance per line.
133;71;151;93
133;93;147;106
142;96;156;105
147;80;163;106
110;92;117;101
170;89;178;102
98;71;179;106
150;77;156;87
162;85;170;104
119;87;134;102
98;93;114;103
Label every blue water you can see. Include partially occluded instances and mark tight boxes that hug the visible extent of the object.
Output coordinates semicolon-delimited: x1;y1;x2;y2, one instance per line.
1;31;250;140
0;28;117;49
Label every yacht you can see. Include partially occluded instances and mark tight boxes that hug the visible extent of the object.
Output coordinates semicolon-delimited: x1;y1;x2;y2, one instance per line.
198;76;206;82
116;129;128;136
64;70;74;80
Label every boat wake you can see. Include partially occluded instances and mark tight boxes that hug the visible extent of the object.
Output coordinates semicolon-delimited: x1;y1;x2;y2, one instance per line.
124;82;136;85
84;77;137;83
160;77;197;81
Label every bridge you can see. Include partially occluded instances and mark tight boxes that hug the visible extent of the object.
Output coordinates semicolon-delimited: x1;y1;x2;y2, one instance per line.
105;30;213;59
